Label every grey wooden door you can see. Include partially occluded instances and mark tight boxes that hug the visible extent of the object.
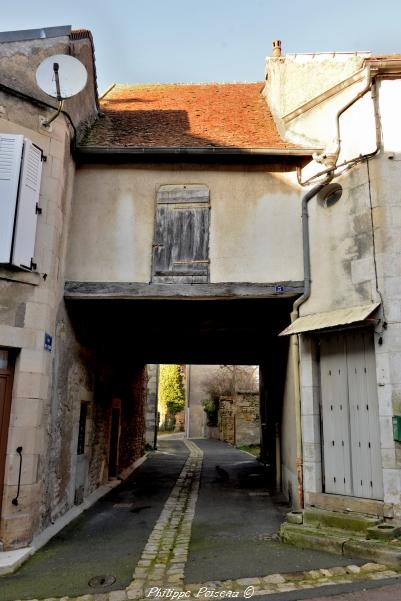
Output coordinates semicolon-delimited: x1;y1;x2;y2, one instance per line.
320;329;383;499
152;184;210;283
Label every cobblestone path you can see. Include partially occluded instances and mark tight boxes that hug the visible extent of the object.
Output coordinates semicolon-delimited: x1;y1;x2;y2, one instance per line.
126;439;203;599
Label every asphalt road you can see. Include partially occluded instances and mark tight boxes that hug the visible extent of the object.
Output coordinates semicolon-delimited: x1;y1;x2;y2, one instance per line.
0;438;188;601
186;439;363;584
0;436;396;601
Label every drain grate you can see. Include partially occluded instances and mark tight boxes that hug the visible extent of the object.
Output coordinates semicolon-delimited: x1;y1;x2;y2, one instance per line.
88;575;116;588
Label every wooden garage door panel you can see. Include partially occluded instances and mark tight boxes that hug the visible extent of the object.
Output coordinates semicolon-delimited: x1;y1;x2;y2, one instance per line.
346;331;383;500
320;335;352;495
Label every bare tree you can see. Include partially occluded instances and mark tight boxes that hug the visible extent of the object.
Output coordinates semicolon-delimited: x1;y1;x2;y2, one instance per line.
201;365;259;399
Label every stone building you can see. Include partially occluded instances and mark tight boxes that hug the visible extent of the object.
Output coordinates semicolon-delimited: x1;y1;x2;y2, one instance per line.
270;49;401;518
2;23;401;560
0;26;147;557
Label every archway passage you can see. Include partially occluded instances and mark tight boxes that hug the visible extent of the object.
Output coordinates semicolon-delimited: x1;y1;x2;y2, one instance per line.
0;297;370;600
66;296;294;485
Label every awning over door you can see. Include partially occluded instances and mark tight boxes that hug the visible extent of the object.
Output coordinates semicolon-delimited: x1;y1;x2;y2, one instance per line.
279;302;380;336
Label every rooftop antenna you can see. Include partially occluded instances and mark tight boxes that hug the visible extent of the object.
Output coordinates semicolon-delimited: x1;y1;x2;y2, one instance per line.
36;54;88;127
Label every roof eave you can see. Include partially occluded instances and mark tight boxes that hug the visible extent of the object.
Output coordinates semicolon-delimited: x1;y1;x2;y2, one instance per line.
75;145;320;158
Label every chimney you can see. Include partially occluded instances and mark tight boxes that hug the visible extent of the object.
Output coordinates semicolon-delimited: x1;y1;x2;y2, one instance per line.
272;40;282;57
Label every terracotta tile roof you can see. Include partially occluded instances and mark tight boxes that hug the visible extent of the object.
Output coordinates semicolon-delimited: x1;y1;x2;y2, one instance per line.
80;82;301;150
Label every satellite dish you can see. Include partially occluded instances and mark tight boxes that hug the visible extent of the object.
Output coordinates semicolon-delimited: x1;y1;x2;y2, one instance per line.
36;54;88;100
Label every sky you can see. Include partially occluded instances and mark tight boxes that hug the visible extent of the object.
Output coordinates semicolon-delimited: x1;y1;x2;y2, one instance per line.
2;0;401;94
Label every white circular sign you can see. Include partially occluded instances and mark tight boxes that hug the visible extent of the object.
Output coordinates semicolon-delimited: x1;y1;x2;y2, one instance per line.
36;54;88;99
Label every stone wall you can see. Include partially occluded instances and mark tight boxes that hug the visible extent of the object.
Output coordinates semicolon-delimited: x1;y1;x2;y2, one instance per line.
0;110;77;549
218;393;260;446
235;393;261;446
118;365;146;471
219;398;235;444
38;306;147;536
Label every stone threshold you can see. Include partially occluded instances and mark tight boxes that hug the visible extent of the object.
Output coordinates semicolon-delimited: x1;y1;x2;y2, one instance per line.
0;454;148;576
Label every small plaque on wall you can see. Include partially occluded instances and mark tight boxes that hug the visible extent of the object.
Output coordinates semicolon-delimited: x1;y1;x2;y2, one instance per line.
44;333;52;352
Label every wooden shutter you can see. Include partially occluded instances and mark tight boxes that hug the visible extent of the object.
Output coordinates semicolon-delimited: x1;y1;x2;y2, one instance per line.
152;185;210;283
0;134;24;263
12;140;43;269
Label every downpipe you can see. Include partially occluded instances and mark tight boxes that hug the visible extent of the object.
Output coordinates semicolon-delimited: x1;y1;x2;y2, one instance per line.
291;178;333;510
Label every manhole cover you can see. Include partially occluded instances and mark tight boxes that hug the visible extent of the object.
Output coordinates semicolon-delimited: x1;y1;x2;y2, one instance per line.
88;575;116;588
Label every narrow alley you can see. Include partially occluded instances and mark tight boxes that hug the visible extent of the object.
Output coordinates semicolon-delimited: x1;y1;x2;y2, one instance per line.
1;437;400;601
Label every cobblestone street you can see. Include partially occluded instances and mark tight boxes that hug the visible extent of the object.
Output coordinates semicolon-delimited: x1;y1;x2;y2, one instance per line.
1;438;400;601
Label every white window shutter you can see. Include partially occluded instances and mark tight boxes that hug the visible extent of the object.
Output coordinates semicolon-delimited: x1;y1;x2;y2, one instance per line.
11;139;43;269
0;134;24;263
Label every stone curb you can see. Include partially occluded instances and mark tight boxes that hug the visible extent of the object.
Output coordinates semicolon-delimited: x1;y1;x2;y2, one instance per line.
281;522;401;567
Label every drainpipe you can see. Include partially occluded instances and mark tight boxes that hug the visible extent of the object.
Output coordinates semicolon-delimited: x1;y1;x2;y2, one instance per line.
299;67;381;187
291;177;333;510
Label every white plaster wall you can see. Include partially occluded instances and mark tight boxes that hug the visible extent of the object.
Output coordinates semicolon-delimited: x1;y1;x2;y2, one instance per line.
266;63;381;317
300;164;377;316
265;54;365;122
66;166;303;283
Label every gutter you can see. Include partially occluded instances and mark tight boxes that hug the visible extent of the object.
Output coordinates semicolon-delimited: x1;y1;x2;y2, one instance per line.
367;59;401;75
75;145;321;159
298;67;381;187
